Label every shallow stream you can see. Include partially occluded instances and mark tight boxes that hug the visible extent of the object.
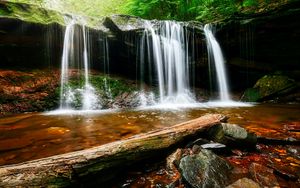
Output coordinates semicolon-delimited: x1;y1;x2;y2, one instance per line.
0;104;299;166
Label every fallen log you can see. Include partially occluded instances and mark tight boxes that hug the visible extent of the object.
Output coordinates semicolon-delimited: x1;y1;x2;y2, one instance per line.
0;114;226;187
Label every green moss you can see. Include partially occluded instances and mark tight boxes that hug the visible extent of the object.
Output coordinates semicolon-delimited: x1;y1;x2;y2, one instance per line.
66;74;137;101
254;74;296;97
241;88;261;102
90;76;136;98
242;73;298;102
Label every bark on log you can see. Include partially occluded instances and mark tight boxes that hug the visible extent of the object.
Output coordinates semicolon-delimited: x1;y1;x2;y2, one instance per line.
0;114;226;187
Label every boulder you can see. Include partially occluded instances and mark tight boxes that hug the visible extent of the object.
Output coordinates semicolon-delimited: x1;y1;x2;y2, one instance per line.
103;15;148;33
208;123;257;148
226;178;260;188
241;74;298;102
108;91;141;108
179;149;232;188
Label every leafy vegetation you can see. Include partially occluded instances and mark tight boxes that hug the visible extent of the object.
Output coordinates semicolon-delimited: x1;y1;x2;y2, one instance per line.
4;0;294;23
123;0;293;22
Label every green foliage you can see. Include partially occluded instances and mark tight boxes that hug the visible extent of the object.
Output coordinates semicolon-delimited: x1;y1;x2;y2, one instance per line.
242;0;259;7
123;0;292;22
123;0;240;22
4;0;294;23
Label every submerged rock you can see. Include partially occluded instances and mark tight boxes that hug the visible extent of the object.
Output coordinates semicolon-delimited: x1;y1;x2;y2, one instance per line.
249;163;279;187
208;123;257;148
226;178;260;188
241;74;298;102
179;149;232;188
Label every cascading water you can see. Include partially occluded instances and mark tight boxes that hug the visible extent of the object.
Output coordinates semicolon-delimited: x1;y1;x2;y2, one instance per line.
81;25;100;110
140;21;195;105
204;24;231;101
59;20;76;109
59;19;100;111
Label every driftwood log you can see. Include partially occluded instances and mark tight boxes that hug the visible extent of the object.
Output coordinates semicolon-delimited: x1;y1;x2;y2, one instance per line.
0;114;226;187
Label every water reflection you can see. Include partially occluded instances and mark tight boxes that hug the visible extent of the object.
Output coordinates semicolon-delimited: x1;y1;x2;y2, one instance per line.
0;104;299;166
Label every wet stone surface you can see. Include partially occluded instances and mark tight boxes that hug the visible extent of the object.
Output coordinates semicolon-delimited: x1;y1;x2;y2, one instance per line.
179;148;232;188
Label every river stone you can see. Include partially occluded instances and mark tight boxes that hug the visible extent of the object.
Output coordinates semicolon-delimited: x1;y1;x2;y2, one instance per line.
241;74;298;102
249;163;279;187
179;149;232;188
208;123;257;148
226;178;260;188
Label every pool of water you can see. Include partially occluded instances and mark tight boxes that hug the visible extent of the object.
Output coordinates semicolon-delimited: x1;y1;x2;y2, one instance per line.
0;104;299;166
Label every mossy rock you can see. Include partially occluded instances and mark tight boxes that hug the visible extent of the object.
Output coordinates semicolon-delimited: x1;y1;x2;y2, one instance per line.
0;1;65;25
241;88;261;102
0;1;101;29
241;74;298;102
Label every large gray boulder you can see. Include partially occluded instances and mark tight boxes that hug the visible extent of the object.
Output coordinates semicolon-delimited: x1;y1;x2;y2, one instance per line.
179;149;232;188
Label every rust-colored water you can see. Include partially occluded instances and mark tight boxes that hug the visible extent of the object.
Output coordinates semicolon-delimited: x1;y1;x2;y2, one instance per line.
0;104;299;167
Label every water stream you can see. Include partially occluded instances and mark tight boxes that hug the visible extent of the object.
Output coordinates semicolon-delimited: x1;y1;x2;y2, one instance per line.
204;24;231;101
59;20;238;110
140;21;195;105
0;104;299;166
59;19;99;111
59;20;75;109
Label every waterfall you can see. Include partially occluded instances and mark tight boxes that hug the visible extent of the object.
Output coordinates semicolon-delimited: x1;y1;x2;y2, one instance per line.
81;25;99;110
140;21;195;105
59;20;75;109
204;24;231;101
59;19;100;110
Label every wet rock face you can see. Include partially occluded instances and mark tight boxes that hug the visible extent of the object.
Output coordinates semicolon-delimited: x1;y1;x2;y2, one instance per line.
179;148;232;188
106;92;141;109
0;18;64;69
217;1;300;91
